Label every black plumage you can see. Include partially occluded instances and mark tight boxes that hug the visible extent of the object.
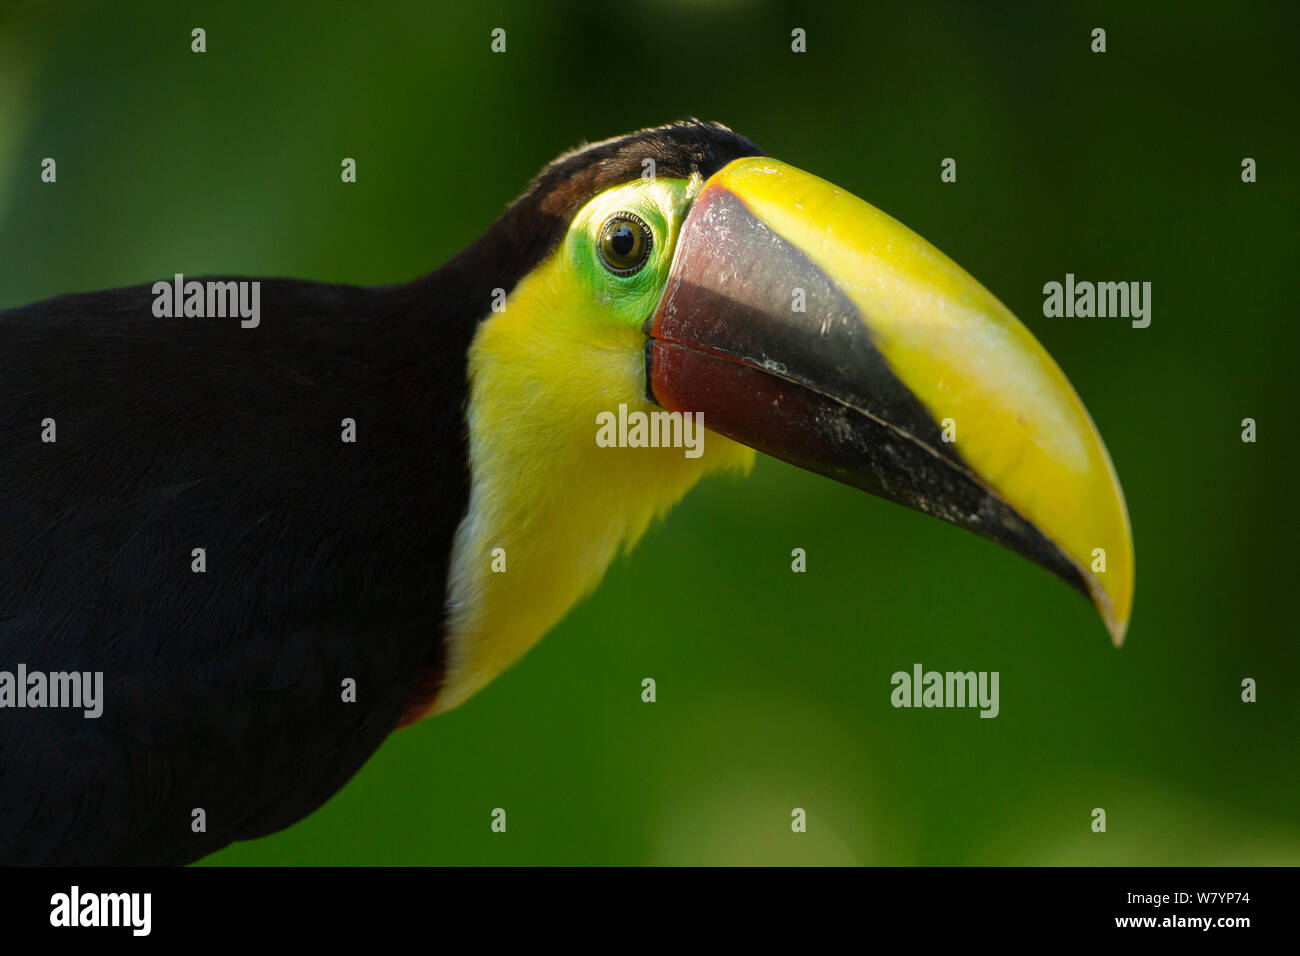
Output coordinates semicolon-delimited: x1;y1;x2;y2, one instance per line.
0;278;471;863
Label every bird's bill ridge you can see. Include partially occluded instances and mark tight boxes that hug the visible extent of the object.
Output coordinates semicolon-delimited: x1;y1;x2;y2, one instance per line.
645;156;1133;644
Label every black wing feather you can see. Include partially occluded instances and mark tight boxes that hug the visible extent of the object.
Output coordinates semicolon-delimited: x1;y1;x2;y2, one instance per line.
0;278;471;864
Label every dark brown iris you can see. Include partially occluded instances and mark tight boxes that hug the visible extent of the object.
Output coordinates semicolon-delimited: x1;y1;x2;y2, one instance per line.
598;213;652;276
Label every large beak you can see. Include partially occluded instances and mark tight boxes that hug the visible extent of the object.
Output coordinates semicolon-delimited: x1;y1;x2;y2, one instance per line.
646;157;1133;644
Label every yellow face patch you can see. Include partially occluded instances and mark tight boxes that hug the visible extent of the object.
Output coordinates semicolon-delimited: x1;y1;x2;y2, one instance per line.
434;177;754;714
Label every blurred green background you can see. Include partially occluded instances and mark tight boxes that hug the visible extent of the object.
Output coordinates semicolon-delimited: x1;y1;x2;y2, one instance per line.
2;0;1296;865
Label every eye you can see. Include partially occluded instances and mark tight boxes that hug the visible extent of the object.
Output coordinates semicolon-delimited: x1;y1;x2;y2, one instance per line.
597;212;653;276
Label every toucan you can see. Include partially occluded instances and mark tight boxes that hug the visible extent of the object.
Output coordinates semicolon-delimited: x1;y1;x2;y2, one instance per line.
0;120;1132;864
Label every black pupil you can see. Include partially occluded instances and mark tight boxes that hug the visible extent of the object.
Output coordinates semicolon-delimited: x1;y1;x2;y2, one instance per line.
610;223;636;257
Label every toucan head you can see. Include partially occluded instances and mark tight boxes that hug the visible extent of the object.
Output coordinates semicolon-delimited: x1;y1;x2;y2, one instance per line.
434;120;1133;713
